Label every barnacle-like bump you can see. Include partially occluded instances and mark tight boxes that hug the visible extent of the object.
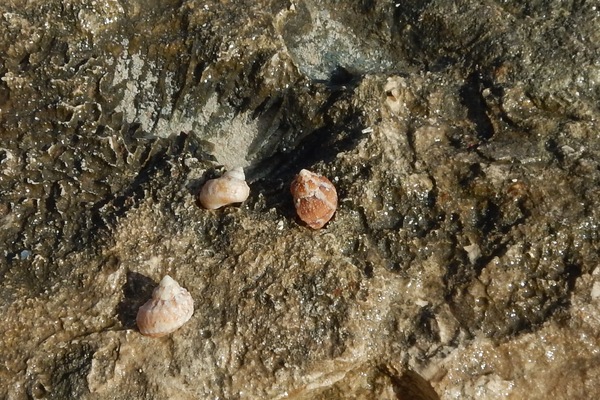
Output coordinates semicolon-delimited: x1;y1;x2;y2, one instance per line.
290;169;338;229
198;167;250;209
136;275;194;337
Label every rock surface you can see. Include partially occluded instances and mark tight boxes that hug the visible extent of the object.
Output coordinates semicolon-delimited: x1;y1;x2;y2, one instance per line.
1;0;599;399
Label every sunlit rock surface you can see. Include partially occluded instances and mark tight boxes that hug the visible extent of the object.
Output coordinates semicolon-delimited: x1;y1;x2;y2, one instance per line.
1;0;599;398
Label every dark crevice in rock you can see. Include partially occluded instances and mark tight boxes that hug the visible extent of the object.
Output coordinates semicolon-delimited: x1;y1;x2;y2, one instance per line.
460;72;495;142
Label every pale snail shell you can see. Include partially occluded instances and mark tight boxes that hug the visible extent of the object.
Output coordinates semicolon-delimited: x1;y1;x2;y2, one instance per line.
198;167;250;209
290;169;338;229
136;275;194;337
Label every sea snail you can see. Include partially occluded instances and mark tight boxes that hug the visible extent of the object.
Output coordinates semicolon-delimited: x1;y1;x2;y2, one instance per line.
198;167;250;209
136;275;194;337
290;169;338;229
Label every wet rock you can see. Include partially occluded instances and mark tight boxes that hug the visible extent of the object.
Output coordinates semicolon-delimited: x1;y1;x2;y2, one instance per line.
1;0;599;399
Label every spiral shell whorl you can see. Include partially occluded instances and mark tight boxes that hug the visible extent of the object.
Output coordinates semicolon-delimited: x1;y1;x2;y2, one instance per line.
136;275;194;337
290;169;338;229
198;167;250;209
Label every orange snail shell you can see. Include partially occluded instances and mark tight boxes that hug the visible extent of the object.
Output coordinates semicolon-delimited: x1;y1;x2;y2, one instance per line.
290;169;338;229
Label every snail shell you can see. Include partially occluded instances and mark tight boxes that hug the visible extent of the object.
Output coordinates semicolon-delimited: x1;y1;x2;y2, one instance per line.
290;169;338;229
136;275;194;337
198;167;250;209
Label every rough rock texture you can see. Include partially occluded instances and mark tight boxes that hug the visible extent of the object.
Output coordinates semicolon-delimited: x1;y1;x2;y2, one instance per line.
1;0;599;399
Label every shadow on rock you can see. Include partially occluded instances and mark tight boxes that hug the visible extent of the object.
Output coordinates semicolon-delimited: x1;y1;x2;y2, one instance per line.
116;272;157;330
